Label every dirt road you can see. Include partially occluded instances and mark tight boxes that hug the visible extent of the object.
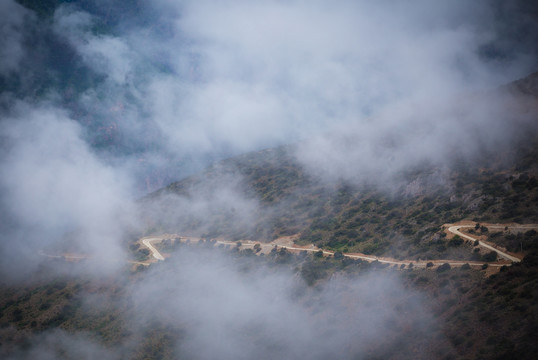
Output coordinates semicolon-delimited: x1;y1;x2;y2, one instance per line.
142;236;166;260
43;222;535;271
140;226;520;270
445;223;538;263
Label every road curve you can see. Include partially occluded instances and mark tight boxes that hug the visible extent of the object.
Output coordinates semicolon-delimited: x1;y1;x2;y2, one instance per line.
446;224;536;263
142;237;166;260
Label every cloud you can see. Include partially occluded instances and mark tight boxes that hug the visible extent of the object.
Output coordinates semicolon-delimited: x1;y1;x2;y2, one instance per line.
295;87;538;186
86;0;537;174
0;0;30;76
142;169;261;238
53;6;135;85
2;328;120;360
128;247;447;360
0;102;137;278
3;0;529;192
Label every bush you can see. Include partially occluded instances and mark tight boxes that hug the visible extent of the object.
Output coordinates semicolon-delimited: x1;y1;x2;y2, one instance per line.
448;237;464;247
436;263;451;272
138;248;150;256
482;251;498;262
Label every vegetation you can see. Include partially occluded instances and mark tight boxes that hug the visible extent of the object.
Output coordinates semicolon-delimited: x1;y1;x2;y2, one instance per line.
144;137;538;262
3;244;538;359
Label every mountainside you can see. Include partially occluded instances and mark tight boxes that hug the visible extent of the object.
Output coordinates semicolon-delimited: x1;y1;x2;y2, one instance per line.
1;73;538;360
144;77;538;262
2;233;538;359
4;1;538;358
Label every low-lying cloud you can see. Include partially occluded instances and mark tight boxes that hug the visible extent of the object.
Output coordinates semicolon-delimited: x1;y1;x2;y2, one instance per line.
127;246;447;360
0;102;136;278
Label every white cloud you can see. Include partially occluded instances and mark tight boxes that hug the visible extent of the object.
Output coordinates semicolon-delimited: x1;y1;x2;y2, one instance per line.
0;103;136;276
0;0;30;76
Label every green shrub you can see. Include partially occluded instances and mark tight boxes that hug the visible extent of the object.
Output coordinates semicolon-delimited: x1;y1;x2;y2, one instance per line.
482;251;498;262
436;263;451;272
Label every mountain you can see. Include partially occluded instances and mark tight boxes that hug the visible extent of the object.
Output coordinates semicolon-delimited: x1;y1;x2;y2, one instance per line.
144;73;538;262
2;72;538;359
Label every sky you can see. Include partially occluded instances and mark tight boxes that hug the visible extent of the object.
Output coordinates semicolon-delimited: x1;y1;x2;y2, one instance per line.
0;1;537;357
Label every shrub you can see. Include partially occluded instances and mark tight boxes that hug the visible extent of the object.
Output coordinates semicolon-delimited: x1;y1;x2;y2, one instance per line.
448;237;464;247
436;263;451;272
482;251;498;262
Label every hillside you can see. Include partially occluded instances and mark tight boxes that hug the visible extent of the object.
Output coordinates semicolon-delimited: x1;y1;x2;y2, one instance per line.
144;83;538;263
2;238;538;359
2;75;538;358
3;1;538;358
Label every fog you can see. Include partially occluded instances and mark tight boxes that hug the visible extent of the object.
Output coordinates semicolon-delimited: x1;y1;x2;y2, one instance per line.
125;247;444;360
0;0;537;358
3;247;449;359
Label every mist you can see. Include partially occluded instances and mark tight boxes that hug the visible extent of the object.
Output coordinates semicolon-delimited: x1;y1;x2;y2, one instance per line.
0;0;537;358
125;246;446;360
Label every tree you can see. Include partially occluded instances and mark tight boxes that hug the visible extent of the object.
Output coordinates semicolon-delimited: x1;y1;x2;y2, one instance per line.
314;250;323;258
333;251;344;260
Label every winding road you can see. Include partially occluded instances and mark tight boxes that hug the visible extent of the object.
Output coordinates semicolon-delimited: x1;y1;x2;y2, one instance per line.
40;222;536;272
140;222;537;270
